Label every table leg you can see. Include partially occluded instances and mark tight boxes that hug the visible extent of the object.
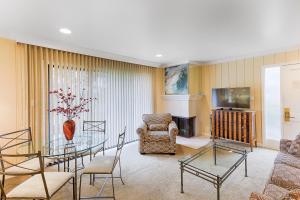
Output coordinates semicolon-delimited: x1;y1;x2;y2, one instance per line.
68;157;70;172
75;151;78;200
217;176;220;200
214;143;217;165
64;155;66;172
245;153;248;177
89;149;93;185
180;162;184;193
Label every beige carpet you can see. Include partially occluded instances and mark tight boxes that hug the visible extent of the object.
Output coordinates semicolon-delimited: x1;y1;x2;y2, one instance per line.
176;136;211;149
6;142;277;200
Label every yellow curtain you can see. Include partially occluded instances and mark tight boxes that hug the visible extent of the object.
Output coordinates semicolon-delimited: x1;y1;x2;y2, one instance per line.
16;43;156;151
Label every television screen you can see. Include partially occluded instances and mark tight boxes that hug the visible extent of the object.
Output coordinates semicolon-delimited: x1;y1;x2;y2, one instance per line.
212;87;250;109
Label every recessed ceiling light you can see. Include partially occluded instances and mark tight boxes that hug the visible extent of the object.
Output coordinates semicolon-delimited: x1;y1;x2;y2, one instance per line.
155;54;163;58
59;28;72;35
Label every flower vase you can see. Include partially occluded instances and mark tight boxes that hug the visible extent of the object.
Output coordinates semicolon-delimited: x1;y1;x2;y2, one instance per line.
63;119;76;141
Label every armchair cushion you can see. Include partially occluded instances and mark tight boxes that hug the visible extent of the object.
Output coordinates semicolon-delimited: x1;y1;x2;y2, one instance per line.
288;135;300;156
145;131;170;142
149;124;168;131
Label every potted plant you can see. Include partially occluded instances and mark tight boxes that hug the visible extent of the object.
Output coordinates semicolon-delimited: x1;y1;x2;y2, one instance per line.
49;88;95;141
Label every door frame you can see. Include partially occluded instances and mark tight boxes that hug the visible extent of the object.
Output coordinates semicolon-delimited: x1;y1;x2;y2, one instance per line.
261;62;300;149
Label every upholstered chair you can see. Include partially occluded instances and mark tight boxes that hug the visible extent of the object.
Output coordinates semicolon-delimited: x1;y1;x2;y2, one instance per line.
136;113;178;154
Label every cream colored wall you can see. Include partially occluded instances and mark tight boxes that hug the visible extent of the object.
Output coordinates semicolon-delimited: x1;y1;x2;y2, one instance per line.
154;68;165;113
198;49;300;144
0;38;17;133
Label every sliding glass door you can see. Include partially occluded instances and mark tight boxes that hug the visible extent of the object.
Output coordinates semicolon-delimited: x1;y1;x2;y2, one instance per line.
48;62;154;149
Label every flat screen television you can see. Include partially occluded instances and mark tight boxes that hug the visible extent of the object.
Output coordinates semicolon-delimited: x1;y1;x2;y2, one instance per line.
212;87;250;109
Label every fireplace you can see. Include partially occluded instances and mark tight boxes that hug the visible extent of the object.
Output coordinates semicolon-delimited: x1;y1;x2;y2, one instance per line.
172;116;195;138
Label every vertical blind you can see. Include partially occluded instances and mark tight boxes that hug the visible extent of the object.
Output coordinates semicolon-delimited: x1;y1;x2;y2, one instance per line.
48;58;154;148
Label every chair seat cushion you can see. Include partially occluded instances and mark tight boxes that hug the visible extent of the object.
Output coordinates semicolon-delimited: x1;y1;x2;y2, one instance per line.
5;157;52;175
7;172;73;198
149;124;168;131
264;184;289;200
145;131;170;142
274;152;300;169
270;164;300;190
82;156;117;174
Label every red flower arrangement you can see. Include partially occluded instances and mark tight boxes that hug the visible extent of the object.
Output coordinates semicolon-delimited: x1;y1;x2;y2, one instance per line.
49;88;96;120
49;88;96;141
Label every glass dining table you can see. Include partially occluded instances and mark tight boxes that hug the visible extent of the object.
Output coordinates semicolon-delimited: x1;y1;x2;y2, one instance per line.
18;131;107;200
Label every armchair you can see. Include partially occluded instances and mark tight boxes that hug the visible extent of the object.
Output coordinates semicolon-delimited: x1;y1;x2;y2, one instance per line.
136;113;178;154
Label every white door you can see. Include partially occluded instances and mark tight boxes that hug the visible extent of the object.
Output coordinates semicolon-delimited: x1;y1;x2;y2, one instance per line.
281;64;300;140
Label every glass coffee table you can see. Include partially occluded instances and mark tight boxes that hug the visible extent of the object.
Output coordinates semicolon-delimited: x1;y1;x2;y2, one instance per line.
179;141;248;200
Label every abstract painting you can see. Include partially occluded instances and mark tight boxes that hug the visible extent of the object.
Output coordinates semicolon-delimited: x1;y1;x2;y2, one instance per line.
165;64;188;95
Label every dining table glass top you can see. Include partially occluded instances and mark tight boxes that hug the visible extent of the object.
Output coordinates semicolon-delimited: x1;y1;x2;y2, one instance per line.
18;131;107;158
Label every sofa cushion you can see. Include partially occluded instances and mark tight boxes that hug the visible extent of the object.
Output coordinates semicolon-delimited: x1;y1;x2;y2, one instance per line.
288;134;300;156
145;131;170;142
264;184;289;200
149;124;168;131
142;113;172;125
249;192;273;200
270;164;300;190
274;152;300;169
282;189;300;200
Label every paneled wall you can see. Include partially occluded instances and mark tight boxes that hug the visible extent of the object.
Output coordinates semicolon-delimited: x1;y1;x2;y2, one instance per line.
198;49;300;144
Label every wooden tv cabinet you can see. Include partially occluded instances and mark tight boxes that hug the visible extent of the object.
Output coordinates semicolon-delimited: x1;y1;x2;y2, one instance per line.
211;109;257;151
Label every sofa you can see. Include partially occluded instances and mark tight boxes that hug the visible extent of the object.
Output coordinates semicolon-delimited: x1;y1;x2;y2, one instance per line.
136;113;178;154
250;135;300;200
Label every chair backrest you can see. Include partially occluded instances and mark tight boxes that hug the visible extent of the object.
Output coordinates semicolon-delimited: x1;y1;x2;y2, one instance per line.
0;128;34;153
142;113;172;126
83;121;106;132
0;151;50;199
113;127;126;168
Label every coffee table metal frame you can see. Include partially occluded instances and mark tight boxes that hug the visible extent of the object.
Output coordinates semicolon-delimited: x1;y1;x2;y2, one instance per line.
179;141;248;200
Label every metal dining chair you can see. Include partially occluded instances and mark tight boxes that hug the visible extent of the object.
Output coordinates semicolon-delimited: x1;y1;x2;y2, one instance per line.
79;127;126;200
0;151;75;200
0;128;51;190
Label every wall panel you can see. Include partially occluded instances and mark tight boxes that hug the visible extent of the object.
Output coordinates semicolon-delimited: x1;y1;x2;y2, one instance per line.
236;60;245;86
228;61;237;87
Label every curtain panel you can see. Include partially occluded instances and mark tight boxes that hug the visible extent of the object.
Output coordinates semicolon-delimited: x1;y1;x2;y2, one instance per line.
16;43;155;150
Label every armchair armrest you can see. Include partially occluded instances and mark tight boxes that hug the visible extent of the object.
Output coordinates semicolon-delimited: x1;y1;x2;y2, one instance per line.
249;192;273;200
168;121;178;140
280;139;292;153
136;123;147;135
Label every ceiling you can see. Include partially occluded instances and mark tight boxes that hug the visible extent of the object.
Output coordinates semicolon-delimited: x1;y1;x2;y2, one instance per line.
0;0;300;67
